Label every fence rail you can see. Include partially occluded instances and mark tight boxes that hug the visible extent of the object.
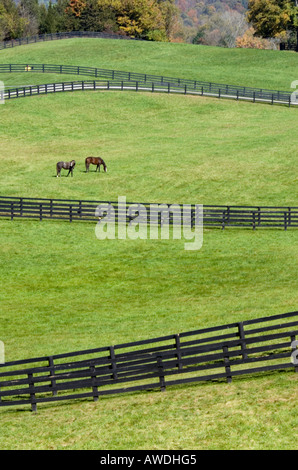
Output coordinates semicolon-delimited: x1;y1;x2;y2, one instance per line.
0;196;297;230
0;31;139;51
1;63;296;106
0;311;297;411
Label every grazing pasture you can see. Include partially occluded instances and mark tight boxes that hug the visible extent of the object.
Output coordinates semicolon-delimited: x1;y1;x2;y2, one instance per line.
0;38;297;450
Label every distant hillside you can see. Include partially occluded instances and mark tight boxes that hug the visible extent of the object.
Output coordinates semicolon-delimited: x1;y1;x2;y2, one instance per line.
176;0;250;46
177;0;248;15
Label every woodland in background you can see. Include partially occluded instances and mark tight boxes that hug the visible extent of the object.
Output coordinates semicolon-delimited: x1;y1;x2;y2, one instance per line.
0;0;297;49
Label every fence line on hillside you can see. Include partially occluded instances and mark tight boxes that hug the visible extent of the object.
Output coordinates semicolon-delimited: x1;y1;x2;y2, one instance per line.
0;30;296;52
0;196;297;230
0;31;140;51
1;79;295;107
0;311;297;411
1;63;296;106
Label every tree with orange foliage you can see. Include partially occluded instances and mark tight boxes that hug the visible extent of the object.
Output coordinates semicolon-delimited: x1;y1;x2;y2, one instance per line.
236;27;273;49
65;0;86;17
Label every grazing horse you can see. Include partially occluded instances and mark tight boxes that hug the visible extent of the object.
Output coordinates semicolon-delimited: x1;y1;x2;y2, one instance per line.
85;156;107;173
56;160;76;177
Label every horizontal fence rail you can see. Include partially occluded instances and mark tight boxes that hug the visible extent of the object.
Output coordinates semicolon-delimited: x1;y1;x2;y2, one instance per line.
0;311;297;411
0;196;297;230
1;63;296;106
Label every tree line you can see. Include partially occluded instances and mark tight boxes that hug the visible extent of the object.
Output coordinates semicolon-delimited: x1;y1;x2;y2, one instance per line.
0;0;181;42
0;0;297;49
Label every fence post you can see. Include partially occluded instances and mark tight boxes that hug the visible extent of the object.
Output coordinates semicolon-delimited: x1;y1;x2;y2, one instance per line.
252;211;256;230
48;356;57;396
223;346;232;383
28;373;37;412
238;322;247;360
11;202;14;220
39;203;43;221
284;211;288;230
69;204;72;222
90;365;99;401
157;355;166;391
175;334;183;370
109;346;118;380
288;208;291;227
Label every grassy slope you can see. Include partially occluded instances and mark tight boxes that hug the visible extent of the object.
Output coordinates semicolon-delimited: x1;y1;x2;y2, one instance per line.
1;91;298;205
0;38;298;89
0;38;297;450
1;39;298;206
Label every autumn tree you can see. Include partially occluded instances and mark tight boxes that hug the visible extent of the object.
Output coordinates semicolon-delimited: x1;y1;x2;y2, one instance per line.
236;26;273;48
247;0;298;50
96;0;177;40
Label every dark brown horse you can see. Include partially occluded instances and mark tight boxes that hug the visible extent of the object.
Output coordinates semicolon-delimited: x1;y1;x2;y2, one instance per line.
56;160;76;177
85;156;107;173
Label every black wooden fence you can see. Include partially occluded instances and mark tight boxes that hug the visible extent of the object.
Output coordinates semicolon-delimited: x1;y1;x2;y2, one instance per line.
0;311;297;411
1;63;296;106
0;31;140;51
0;196;297;230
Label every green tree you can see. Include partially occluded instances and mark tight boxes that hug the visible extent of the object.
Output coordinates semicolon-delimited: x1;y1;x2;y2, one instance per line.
79;0;110;31
39;1;59;33
0;0;24;39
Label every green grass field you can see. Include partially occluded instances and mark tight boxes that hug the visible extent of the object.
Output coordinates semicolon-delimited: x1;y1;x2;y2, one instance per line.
0;38;297;450
1;38;298;89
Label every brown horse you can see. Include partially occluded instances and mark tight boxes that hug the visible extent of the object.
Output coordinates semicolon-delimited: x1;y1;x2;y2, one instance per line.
85;157;107;173
56;160;76;177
